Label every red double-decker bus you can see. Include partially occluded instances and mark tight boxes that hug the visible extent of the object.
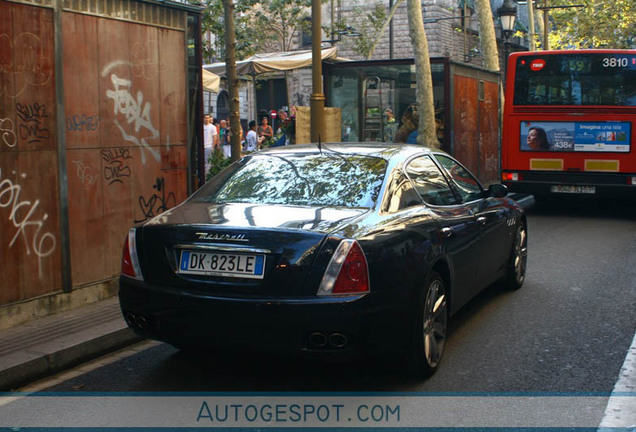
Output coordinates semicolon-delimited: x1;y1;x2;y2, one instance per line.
501;50;636;199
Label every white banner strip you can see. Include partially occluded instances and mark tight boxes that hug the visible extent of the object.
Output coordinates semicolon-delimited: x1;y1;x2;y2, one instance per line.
0;395;633;428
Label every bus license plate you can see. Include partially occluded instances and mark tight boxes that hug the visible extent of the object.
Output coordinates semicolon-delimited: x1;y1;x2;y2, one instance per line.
178;251;265;279
550;185;596;194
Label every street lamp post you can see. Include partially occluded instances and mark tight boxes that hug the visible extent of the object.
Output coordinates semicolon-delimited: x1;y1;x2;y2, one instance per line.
310;0;325;143
497;0;518;77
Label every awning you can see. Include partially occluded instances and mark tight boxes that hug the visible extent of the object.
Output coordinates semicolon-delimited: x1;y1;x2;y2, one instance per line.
203;46;341;77
202;69;220;93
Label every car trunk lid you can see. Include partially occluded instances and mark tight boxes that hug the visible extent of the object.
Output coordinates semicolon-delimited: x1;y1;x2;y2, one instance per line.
137;202;366;298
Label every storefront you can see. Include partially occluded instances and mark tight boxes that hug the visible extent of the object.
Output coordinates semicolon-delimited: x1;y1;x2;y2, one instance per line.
324;58;501;184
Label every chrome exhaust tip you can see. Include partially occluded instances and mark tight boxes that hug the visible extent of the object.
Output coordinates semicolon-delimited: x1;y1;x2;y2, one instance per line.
136;315;149;329
329;333;348;348
124;312;137;328
309;332;328;347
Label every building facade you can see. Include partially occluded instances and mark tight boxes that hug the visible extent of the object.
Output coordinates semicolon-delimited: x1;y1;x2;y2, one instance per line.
208;0;527;124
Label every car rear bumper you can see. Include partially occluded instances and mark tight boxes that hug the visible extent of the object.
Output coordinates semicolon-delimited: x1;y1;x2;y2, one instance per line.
502;170;636;199
503;180;636;199
119;277;411;358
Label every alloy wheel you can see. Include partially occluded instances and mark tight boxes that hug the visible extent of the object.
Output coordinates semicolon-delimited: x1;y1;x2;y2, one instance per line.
513;225;528;286
422;278;447;368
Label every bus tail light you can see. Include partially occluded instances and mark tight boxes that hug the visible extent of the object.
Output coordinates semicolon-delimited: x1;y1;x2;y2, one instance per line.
630;176;636;186
502;172;521;182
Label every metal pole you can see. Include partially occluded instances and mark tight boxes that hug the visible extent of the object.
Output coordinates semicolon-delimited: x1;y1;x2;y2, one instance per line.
389;0;394;59
194;13;205;189
54;0;72;292
310;0;325;142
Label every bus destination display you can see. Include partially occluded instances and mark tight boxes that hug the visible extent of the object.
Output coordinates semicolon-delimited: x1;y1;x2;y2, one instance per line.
513;53;636;106
520;121;631;153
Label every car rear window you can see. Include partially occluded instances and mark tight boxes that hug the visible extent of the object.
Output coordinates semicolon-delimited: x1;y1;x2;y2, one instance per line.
192;152;388;208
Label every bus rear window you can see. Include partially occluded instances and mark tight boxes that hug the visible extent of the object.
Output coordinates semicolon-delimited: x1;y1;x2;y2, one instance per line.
513;54;636;106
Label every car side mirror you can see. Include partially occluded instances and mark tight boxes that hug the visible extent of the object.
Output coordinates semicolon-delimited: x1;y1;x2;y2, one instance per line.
488;183;508;198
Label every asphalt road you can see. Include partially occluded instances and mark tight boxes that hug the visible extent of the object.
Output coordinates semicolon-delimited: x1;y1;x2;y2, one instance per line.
40;197;636;393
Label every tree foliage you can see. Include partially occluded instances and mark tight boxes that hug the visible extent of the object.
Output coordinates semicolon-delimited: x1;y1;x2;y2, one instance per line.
549;0;636;49
332;3;387;59
193;0;262;61
364;0;404;59
253;0;313;52
192;0;315;62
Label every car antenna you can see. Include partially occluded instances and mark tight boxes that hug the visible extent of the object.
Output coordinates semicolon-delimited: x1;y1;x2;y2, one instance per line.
318;135;322;154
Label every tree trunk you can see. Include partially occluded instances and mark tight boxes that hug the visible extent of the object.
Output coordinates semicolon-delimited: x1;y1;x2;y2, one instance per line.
406;0;438;148
224;0;242;161
527;0;536;51
475;0;499;71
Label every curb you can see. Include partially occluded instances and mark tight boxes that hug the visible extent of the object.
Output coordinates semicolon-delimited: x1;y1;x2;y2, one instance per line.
0;328;143;391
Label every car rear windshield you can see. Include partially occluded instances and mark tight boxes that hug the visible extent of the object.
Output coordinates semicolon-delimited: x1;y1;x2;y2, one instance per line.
192;152;388;208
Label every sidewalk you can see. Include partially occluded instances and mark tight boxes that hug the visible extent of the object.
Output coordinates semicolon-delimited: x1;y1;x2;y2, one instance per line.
0;297;143;391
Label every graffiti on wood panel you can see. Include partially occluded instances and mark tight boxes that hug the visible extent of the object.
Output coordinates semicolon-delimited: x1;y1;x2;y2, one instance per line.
135;177;176;223
101;62;160;165
1;118;17;148
16;102;51;145
101;147;132;185
66;114;100;132
0;32;53;99
0;168;56;278
71;160;100;190
131;41;161;80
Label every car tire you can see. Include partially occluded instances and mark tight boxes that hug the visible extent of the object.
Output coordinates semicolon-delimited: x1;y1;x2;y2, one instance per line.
408;271;448;377
502;221;528;290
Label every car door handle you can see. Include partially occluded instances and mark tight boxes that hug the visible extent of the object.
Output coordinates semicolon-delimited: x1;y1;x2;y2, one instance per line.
441;227;452;238
477;216;487;225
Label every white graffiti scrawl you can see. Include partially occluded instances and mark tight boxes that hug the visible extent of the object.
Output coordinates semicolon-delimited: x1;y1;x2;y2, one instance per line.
104;68;160;164
0;118;17;148
0;168;56;278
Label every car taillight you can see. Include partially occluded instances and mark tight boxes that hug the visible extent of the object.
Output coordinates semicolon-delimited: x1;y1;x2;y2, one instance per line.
502;172;521;181
317;240;369;296
121;228;143;280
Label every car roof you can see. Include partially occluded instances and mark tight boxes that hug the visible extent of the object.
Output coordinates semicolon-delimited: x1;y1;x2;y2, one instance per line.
258;142;436;162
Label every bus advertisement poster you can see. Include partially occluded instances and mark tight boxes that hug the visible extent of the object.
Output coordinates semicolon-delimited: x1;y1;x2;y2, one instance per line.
520;121;631;153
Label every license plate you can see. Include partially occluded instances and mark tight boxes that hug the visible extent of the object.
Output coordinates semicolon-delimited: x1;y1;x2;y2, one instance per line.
550;185;596;194
178;251;265;279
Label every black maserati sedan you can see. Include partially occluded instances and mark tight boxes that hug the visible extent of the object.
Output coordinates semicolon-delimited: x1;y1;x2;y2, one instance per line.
119;143;527;376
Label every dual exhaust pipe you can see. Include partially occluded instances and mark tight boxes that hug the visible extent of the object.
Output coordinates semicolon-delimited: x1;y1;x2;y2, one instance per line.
309;332;348;349
124;312;150;330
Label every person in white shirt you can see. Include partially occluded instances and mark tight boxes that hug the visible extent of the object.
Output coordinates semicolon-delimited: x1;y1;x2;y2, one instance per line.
203;114;218;175
244;120;261;153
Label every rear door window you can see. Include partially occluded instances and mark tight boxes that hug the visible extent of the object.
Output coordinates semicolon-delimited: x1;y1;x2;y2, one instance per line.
434;154;484;203
405;155;459;206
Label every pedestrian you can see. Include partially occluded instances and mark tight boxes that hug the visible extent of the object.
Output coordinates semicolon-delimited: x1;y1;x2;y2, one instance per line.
218;119;231;158
203;114;218;174
245;120;262;153
258;116;273;146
